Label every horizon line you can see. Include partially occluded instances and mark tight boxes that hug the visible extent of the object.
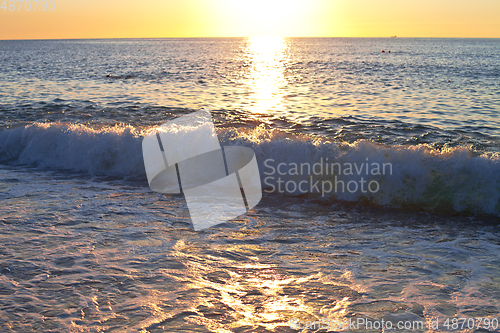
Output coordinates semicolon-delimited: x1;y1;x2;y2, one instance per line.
1;36;499;41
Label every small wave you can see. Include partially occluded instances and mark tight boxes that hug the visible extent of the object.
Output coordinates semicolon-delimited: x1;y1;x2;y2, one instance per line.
0;123;146;179
1;122;499;216
222;127;500;216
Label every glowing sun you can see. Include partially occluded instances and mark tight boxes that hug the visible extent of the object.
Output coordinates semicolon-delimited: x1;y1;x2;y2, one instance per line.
222;0;308;37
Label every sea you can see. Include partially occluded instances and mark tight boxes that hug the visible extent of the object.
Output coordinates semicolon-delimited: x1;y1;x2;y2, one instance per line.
0;37;499;332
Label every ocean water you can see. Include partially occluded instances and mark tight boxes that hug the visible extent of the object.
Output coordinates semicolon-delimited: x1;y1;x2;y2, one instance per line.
0;38;500;332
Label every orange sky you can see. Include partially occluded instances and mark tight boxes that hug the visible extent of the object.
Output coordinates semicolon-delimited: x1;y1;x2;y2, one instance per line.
1;0;499;39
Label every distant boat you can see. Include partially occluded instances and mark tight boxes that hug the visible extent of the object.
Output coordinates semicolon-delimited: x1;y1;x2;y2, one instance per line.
391;35;397;38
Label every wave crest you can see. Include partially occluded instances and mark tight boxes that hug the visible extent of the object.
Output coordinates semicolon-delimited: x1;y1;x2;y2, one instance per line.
1;122;499;216
0;123;146;179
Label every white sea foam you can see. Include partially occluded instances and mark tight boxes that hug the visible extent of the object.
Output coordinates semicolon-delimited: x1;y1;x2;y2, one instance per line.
1;122;499;215
0;122;146;179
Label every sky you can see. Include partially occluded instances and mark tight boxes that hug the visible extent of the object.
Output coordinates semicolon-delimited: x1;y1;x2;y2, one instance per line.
1;0;499;39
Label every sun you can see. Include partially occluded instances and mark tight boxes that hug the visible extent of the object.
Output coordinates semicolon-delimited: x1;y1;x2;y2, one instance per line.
222;0;308;37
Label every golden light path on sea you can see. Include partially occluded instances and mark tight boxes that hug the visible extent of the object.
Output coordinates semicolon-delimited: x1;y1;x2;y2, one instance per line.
138;239;358;332
246;36;288;115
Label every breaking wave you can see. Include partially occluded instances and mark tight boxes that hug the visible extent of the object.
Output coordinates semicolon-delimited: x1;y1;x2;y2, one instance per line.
1;122;499;216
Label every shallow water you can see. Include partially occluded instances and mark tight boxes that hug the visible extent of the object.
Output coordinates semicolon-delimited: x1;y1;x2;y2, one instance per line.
1;167;499;332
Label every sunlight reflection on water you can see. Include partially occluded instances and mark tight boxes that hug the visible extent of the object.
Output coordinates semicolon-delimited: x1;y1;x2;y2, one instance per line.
246;37;288;115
